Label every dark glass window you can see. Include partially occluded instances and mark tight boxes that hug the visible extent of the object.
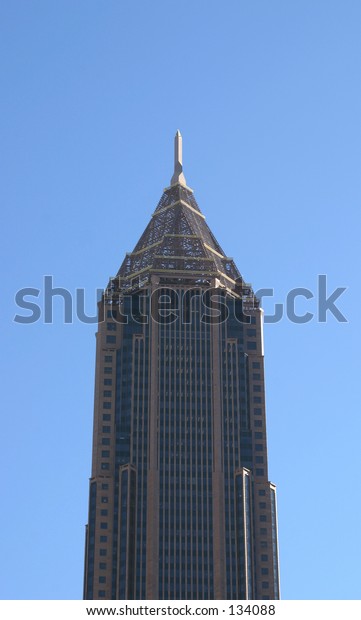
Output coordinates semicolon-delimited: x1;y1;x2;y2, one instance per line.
252;362;260;369
106;336;116;344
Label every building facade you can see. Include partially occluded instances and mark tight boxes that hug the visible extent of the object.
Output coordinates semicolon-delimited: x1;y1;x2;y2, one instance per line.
84;132;280;600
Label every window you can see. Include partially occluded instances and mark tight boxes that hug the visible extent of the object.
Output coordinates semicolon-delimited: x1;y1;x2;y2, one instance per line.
100;536;107;542
252;362;260;369
102;426;111;433
247;329;256;337
254;420;263;427
101;484;109;490
260;515;267;522
259;502;266;509
101;496;108;503
101;463;109;470
103;390;112;397
261;568;269;575
99;549;107;556
247;342;257;350
258;490;266;496
255;444;263;451
104;355;112;362
254;408;262;415
101;450;110;458
260;528;267;535
100;509;108;516
103;414;111;421
253;385;261;392
256;456;264;464
253;373;261;380
261;554;268;562
255;432;263;439
99;576;106;583
99;563;107;570
253;397;262;403
106;336;116;344
100;523;108;530
262;582;269;589
256;468;264;476
107;323;116;331
98;590;106;597
104;379;112;386
102;438;110;445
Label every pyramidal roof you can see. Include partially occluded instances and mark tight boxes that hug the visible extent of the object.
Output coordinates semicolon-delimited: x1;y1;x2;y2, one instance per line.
115;132;249;295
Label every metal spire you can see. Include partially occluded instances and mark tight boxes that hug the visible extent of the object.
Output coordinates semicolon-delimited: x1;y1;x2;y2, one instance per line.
170;130;187;186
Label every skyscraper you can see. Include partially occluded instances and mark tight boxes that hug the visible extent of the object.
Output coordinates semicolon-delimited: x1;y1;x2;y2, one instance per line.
84;132;280;601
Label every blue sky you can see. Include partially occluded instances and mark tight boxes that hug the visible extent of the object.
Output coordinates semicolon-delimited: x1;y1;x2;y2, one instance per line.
1;0;360;600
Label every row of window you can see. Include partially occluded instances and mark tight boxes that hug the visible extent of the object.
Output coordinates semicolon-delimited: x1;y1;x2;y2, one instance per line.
106;335;259;350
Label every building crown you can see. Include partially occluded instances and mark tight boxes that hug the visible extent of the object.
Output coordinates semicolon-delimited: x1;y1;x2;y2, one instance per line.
108;133;255;303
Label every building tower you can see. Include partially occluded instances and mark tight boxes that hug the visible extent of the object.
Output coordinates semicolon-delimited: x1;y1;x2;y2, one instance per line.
84;132;280;600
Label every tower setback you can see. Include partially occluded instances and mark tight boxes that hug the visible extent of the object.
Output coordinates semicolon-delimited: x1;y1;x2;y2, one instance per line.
84;132;280;600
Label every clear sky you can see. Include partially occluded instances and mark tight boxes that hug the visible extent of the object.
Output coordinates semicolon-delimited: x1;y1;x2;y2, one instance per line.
1;0;360;601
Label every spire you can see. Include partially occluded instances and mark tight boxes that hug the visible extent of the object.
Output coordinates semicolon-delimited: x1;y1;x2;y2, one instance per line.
170;130;187;187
